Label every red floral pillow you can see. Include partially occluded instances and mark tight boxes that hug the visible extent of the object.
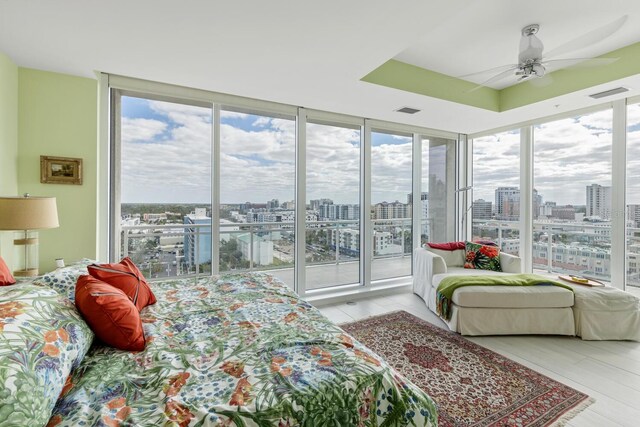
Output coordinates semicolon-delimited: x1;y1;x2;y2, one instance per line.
464;241;502;271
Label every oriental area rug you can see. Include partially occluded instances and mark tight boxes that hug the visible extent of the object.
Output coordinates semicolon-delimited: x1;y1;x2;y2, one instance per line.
340;311;593;427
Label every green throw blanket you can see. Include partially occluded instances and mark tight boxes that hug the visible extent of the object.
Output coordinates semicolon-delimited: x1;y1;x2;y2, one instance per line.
436;273;573;321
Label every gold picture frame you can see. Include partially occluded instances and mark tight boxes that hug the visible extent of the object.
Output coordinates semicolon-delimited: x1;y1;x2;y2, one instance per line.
40;156;83;185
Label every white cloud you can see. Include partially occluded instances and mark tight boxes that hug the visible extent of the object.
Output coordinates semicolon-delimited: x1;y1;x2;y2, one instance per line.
472;131;520;202
533;114;612;205
220;110;249;120
627;103;640;126
121;118;167;144
371;140;413;203
121;100;212;203
472;110;616;207
121;101;635;208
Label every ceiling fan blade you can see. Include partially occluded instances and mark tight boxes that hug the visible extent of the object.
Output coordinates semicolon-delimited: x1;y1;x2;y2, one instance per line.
543;15;628;59
528;74;554;87
543;57;618;70
466;67;517;93
456;64;518;79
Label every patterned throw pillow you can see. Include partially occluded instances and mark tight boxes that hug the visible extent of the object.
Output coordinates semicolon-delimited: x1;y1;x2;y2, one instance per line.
464;241;502;271
0;284;94;425
31;259;94;302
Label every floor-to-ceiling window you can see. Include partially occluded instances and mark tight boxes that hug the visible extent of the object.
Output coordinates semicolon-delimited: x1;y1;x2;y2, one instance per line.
370;130;413;281
305;121;361;290
533;108;613;281
219;109;296;288
108;77;459;295
626;102;640;288
471;130;520;255
421;136;456;245
115;93;213;278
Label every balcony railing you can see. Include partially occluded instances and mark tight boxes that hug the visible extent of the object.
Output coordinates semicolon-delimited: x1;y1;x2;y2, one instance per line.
120;218;418;280
472;218;640;287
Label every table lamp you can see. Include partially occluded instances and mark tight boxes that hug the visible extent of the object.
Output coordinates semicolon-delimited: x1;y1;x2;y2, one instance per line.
0;194;59;277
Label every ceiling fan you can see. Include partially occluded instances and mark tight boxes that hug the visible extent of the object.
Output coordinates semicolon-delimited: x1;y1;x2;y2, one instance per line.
461;16;628;91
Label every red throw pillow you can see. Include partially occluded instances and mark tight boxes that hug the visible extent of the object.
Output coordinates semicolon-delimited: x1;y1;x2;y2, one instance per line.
87;257;156;311
427;241;466;251
0;256;16;286
75;275;145;351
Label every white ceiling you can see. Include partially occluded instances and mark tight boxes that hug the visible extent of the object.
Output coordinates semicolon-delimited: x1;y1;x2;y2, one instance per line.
1;0;640;135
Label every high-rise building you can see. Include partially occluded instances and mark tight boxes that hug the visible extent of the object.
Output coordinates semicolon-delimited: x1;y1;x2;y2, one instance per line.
374;201;411;219
552;205;576;220
318;204;360;220
495;187;519;220
234;233;273;266
266;199;279;210
183;208;211;267
533;189;542;220
310;199;333;210
539;201;556;217
628;204;640;228
472;199;492;219
407;192;429;219
586;184;611;219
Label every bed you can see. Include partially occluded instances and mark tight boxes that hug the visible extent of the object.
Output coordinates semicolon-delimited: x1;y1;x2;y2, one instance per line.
1;265;438;426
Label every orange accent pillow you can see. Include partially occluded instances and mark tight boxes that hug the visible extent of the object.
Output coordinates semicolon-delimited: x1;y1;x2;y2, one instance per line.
75;275;145;351
0;256;16;286
87;257;156;311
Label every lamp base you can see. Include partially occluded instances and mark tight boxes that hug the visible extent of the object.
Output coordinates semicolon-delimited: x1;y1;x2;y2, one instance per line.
13;268;39;277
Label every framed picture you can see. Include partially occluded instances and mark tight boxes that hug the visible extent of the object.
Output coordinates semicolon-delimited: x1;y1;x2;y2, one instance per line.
40;156;83;185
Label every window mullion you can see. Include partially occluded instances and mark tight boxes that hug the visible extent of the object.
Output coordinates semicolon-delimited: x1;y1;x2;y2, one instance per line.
212;104;220;275
295;108;307;295
361;121;372;287
611;99;627;290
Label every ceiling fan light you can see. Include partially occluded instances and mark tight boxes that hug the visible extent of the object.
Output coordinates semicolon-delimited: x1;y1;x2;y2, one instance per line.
532;63;545;77
518;34;544;63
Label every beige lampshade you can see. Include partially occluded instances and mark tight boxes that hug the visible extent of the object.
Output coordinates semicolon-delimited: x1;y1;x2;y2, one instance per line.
0;196;59;230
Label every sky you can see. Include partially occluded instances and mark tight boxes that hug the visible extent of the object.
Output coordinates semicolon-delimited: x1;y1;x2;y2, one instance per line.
121;97;423;205
120;96;640;207
474;104;640;207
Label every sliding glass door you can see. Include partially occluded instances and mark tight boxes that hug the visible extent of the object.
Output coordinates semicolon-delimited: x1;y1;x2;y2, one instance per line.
471;130;520;254
305;121;361;290
115;92;213;278
219;109;296;289
533;109;613;281
423;137;456;244
626;102;640;289
370;130;413;281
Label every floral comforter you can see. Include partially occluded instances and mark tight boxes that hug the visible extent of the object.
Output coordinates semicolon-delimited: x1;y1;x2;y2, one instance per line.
49;273;437;426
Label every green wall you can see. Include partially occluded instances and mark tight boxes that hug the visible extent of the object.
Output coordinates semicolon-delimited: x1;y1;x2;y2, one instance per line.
17;68;98;273
0;52;19;267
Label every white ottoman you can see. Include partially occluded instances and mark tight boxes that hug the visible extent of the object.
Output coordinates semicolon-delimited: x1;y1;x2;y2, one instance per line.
570;284;640;341
441;284;576;336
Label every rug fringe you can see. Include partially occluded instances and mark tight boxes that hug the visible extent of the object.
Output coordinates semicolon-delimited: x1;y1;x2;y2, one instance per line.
550;397;595;426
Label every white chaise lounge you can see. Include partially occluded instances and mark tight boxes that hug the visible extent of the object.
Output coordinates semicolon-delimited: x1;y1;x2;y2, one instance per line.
414;245;640;341
413;246;576;336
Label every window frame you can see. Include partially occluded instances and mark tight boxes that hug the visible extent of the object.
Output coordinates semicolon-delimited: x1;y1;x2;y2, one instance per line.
101;74;459;298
